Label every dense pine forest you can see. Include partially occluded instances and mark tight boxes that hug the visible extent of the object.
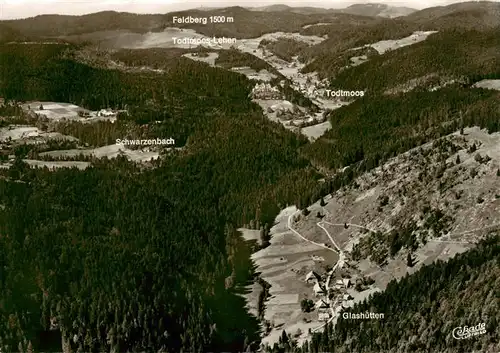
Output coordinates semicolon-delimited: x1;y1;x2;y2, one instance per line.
301;25;499;79
264;234;500;353
0;43;258;145
0;43;323;352
327;28;500;93
215;48;279;74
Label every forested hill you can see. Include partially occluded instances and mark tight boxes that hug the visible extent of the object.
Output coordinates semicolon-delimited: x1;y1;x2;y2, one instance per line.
327;28;500;94
1;12;166;37
302;87;500;172
0;139;318;352
404;1;500;30
0;23;26;42
266;234;500;353
339;3;417;17
300;24;499;80
0;43;256;145
0;8;368;41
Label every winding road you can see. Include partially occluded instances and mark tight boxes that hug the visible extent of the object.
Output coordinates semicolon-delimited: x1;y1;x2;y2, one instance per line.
285;205;496;335
287;210;339;254
287;209;347;332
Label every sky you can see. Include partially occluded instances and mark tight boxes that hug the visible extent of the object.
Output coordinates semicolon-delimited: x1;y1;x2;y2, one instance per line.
0;0;495;19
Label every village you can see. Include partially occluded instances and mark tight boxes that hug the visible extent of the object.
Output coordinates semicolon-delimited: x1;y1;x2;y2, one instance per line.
290;209;379;331
0;100;165;169
249;81;335;138
243;199;383;347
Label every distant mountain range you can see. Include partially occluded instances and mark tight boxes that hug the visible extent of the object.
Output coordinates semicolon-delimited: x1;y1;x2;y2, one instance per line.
340;3;417;17
405;0;500;28
0;1;498;43
248;3;418;18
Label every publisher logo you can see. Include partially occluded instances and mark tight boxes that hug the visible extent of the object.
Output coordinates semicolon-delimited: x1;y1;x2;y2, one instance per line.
452;323;487;339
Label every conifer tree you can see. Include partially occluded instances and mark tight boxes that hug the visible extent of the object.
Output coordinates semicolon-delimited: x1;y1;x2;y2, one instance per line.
407;252;414;267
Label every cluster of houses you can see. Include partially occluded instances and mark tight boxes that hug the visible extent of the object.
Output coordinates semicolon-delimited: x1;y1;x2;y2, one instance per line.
288;115;327;128
304;258;356;322
76;109;117;118
250;83;282;100
284;73;329;101
97;109;116;117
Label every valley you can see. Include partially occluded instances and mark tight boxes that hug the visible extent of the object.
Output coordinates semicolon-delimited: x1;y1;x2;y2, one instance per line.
0;2;499;353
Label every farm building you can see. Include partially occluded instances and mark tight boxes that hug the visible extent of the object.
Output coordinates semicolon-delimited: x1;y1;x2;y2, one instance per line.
318;312;331;321
98;109;116;117
315;299;329;309
305;271;321;282
313;282;325;296
343;293;353;301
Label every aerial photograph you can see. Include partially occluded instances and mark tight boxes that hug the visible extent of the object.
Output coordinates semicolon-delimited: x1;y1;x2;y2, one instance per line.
0;0;498;352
